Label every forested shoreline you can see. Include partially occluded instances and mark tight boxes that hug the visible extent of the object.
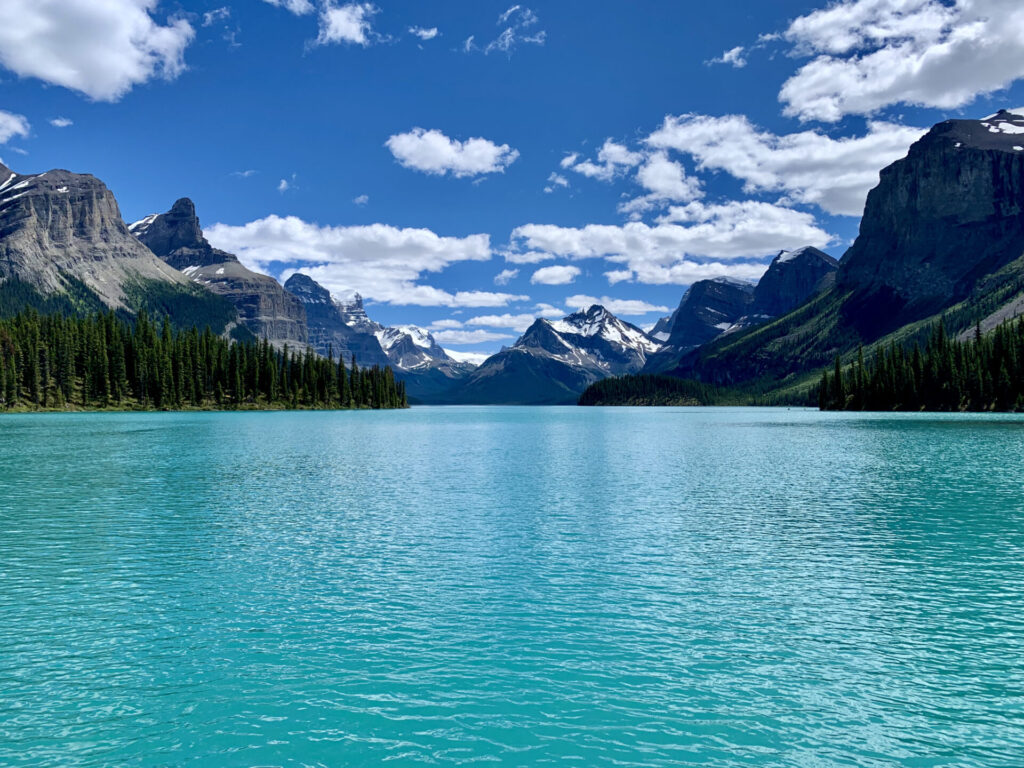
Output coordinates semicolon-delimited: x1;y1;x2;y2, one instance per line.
820;318;1024;412
0;309;407;412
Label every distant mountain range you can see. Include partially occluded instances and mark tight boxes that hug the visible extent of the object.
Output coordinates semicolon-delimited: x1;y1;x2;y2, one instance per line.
4;108;1023;407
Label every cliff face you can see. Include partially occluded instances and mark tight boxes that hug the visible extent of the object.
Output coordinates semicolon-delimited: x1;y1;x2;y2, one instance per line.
0;164;190;308
751;247;838;318
838;110;1024;333
283;274;390;367
133;199;307;347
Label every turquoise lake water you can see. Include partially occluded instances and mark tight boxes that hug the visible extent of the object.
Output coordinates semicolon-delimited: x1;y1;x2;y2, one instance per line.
2;406;1024;766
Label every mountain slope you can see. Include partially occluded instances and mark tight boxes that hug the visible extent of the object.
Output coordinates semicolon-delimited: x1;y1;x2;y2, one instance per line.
675;109;1024;391
449;305;660;404
133;199;307;346
0;162;232;327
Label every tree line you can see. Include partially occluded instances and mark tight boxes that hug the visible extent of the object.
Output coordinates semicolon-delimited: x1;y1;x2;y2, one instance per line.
0;308;407;411
578;373;718;406
819;317;1024;412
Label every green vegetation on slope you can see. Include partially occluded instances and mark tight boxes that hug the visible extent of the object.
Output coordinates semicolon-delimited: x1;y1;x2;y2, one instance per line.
820;318;1024;412
578;374;720;406
0;309;407;412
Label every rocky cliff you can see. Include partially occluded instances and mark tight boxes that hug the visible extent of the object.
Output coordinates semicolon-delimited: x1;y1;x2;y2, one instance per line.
0;162;192;309
750;247;838;318
133;199;307;347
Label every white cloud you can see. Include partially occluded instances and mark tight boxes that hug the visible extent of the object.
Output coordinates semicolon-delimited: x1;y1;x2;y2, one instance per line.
206;215;531;308
386;127;519;178
49;117;73;128
0;111;30;144
534;303;565;318
409;26;438;40
646;113;926;216
0;0;194;102
465;313;538;332
620;151;703;215
559;153;579;169
263;0;314;14
433;329;515;345
503;250;553;265
485;6;545;54
564;139;644;181
708;45;747;68
605;269;634;285
493;268;519;285
779;0;1024;122
510;200;830;285
564;295;671;316
232;169;257;178
203;7;230;27
531;264;581;285
543;172;569;193
277;178;291;193
317;2;377;46
353;194;369;205
443;349;492;365
428;318;464;330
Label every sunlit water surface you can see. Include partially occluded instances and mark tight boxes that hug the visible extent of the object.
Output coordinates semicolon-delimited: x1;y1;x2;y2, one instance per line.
2;407;1024;766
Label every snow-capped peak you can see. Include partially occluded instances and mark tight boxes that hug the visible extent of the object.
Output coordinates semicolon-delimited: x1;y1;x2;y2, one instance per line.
546;305;661;353
129;213;158;235
376;324;436;352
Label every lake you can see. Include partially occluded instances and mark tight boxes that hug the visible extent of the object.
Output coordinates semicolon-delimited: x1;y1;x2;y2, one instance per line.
2;407;1023;766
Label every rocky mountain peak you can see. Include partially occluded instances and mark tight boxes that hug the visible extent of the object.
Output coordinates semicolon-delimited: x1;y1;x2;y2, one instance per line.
283;273;332;304
751;246;838;317
131;197;233;270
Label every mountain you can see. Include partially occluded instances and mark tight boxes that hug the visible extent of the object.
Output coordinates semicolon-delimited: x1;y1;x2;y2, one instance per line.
283;274;391;367
750;247;838;317
283;272;474;401
448;305;661;404
0;162;231;327
132;198;307;347
674;108;1024;391
642;277;755;372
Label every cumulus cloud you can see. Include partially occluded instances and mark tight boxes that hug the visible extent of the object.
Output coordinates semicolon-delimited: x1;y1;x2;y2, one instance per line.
564;139;644;181
620;151;703;216
564;295;671;316
0;0;194;102
353;194;369;205
433;329;515;345
510;200;830;285
543;172;569;193
493;268;519;285
531;264;581;285
263;0;314;13
49;117;73;128
708;45;747;68
465;313;538;332
443;349;492;365
206;215;531;308
779;0;1024;121
386;127;519;177
646;113;926;216
0;111;30;144
484;6;545;55
317;2;378;46
409;26;439;40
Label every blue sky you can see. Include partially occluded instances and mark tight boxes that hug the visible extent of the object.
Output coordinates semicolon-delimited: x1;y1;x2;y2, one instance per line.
2;0;1024;356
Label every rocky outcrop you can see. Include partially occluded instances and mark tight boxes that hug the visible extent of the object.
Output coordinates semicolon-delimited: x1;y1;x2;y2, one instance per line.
750;246;838;317
283;274;390;366
133;199;307;347
0;163;191;308
449;305;660;404
837;109;1024;335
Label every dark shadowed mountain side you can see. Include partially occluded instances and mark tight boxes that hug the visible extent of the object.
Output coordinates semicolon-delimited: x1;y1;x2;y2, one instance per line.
283;272;474;401
642;277;754;373
672;109;1024;392
283;274;390;367
446;305;660;404
0;163;232;329
132;199;307;347
750;247;838;317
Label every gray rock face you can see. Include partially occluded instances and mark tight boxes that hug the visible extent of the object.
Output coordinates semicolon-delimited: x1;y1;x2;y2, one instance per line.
751;247;838;317
449;305;660;404
664;278;756;350
283;274;390;366
134;199;307;347
838;109;1024;333
283;273;475;401
0;164;190;307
